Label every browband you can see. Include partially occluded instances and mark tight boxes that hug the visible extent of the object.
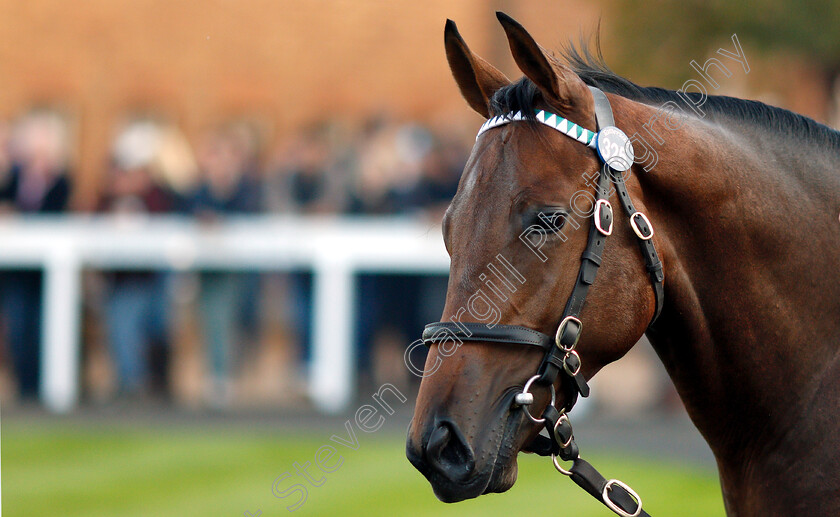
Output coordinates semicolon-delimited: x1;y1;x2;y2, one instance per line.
477;110;598;148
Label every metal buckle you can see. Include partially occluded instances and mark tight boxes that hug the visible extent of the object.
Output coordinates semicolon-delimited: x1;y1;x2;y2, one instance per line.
514;374;556;425
630;212;654;241
563;350;582;377
594;199;613;236
603;479;643;517
555;316;582;351
553;413;574;448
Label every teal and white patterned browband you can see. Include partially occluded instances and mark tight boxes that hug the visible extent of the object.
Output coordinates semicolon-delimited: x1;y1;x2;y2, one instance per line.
476;109;597;148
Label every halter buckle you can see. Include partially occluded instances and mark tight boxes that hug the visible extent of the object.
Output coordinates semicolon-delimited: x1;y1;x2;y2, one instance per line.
603;479;643;517
555;316;582;351
553;413;574;449
594;199;613;236
630;212;654;240
563;350;582;377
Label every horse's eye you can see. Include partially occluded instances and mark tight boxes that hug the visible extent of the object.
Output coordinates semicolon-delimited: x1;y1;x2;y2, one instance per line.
529;208;567;234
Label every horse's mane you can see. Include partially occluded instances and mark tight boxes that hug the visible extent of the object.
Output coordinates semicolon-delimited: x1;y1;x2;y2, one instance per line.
490;40;840;151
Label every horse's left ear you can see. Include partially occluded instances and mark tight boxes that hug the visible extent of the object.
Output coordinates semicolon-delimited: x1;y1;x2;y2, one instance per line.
496;12;592;114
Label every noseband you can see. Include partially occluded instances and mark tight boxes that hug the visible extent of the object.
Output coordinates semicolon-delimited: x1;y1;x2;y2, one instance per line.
421;87;663;517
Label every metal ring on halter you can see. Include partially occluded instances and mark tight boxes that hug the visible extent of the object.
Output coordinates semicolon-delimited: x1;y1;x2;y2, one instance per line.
514;374;556;425
551;453;573;476
603;479;643;517
563;350;582;377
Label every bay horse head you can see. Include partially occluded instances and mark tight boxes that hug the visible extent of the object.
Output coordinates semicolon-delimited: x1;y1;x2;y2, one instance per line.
407;13;662;508
409;9;840;516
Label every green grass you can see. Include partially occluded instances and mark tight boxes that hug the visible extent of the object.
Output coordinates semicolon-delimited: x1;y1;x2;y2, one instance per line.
1;419;725;517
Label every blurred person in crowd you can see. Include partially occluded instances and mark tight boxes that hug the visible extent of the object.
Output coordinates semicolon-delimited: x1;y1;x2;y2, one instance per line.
189;122;262;406
347;115;405;214
264;123;356;387
0;120;9;387
350;119;447;387
266;122;352;214
392;134;466;385
402;135;463;216
0;110;72;399
151;124;201;212
0;121;13;212
98;119;191;399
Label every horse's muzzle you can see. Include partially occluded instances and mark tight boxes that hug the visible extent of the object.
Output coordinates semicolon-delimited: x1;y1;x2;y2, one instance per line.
406;417;492;502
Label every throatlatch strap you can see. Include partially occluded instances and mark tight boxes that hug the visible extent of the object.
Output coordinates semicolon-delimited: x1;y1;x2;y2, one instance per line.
611;176;664;322
589;86;664;324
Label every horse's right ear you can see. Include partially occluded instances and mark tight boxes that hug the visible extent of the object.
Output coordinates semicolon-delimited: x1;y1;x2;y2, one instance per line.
445;19;510;118
496;12;592;115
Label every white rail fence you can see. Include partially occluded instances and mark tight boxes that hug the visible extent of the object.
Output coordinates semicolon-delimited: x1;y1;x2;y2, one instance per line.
0;215;449;413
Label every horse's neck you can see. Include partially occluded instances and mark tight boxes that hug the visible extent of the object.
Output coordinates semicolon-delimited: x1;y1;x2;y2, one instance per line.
621;99;840;513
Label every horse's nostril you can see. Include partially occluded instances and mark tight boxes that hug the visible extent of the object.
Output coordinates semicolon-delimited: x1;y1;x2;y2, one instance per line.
425;420;475;481
427;424;451;460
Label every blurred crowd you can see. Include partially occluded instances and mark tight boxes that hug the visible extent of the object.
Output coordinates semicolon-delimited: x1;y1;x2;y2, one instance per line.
0;108;467;407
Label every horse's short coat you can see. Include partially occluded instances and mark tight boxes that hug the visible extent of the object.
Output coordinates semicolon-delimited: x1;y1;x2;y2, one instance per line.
407;13;840;516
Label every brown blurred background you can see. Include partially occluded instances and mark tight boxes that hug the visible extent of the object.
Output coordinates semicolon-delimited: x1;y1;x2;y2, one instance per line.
0;0;597;208
3;0;833;210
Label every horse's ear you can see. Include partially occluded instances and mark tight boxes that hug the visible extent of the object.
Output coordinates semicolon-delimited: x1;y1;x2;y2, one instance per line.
496;12;590;113
445;19;510;118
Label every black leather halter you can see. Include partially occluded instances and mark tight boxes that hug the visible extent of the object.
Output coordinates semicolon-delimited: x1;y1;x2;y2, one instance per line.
421;87;663;517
